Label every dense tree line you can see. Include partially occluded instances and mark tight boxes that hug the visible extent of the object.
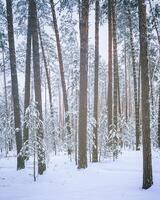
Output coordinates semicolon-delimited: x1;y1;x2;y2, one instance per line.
0;0;160;189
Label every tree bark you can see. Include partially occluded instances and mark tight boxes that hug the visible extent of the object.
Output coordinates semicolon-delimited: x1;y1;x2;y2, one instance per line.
38;22;53;112
124;39;128;122
38;21;57;153
78;0;89;169
112;0;118;130
138;0;153;189
23;2;32;155
2;38;9;156
30;0;46;175
92;0;99;162
117;70;121;117
6;0;25;170
2;45;8;118
50;0;72;155
107;0;113;133
128;6;141;150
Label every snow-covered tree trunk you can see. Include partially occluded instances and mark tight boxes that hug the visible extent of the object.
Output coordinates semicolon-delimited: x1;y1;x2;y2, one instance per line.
6;0;25;170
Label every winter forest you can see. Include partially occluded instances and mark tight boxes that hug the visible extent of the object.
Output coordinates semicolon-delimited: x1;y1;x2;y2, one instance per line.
0;0;160;199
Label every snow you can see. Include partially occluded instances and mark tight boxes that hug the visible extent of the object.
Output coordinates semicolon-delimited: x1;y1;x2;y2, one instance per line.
0;151;160;200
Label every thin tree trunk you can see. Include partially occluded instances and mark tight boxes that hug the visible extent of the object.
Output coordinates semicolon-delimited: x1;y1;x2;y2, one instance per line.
112;0;118;130
33;132;36;182
38;22;57;153
124;39;128;122
23;2;32;155
2;46;8;117
74;87;78;165
92;0;99;162
138;0;153;189
117;70;121;117
78;0;89;169
107;0;113;133
50;0;72;155
30;0;46;175
138;56;141;128
128;6;140;150
38;22;53;111
44;79;47;118
2;43;9;156
6;0;24;170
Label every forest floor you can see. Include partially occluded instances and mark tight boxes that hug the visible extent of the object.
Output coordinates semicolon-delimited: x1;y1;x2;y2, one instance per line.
0;150;160;200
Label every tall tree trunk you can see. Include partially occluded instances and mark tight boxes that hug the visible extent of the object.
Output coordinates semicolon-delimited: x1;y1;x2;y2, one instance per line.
2;45;8;117
50;0;72;155
92;0;99;162
138;0;153;189
38;22;57;154
128;6;140;150
138;57;141;129
112;0;118;129
23;2;32;154
6;0;25;170
2;39;9;156
78;0;89;169
128;59;132;119
124;39;128;122
107;0;113;133
117;70;121;116
30;0;46;175
38;22;53;111
74;87;79;165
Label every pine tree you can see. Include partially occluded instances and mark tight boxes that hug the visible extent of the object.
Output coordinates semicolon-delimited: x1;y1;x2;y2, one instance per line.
138;0;153;189
30;0;46;175
107;0;113;134
78;0;89;169
92;0;99;163
23;1;32;157
38;22;53;113
50;0;72;155
112;0;118;130
6;0;25;170
127;4;140;150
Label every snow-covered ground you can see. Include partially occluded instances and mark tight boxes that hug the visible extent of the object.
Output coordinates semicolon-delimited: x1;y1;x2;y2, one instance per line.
0;151;160;200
